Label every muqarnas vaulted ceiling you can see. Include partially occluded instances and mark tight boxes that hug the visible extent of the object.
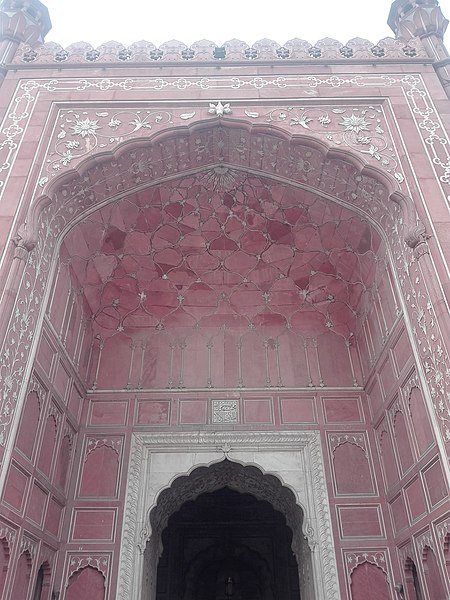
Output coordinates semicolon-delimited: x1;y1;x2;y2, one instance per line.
61;169;385;344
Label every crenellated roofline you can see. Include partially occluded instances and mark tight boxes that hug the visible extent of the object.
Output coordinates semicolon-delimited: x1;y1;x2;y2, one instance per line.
11;35;430;66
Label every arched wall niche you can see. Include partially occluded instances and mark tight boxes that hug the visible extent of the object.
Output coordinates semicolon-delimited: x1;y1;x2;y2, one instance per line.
117;431;339;600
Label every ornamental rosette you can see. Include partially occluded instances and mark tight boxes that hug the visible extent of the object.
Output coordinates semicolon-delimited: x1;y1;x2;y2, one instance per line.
208;101;231;117
71;118;101;137
340;115;370;134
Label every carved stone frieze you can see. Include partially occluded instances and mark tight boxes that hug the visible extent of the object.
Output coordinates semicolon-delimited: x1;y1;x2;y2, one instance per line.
328;432;368;454
85;436;123;457
43;103;402;183
389;396;404;420
39;544;55;566
20;535;37;557
436;519;450;545
0;522;16;548
398;541;415;566
12;36;428;66
27;372;47;400
0;73;447;201
66;553;110;581
415;529;435;556
402;370;420;404
344;550;389;575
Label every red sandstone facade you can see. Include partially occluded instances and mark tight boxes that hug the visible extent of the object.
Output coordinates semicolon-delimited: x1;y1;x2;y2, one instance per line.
0;0;449;598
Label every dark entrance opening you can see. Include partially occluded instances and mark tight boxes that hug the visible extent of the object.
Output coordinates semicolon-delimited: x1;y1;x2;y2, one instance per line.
155;487;301;600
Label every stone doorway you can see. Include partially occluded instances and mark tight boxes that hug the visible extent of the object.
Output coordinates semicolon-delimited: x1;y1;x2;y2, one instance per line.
117;431;339;600
156;487;300;600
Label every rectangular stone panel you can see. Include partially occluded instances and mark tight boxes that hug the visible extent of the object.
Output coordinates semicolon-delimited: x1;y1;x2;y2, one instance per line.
2;462;29;514
279;396;316;424
78;438;122;498
90;401;128;426
53;360;71;402
390;493;409;533
26;481;48;526
243;398;273;424
179;400;207;424
423;459;448;507
68;384;83;420
322;396;363;423
136;400;170;425
71;509;116;541
337;505;384;538
36;332;55;375
404;477;427;522
44;497;64;538
211;400;238;424
379;356;396;398
392;327;412;374
328;433;376;496
367;376;384;419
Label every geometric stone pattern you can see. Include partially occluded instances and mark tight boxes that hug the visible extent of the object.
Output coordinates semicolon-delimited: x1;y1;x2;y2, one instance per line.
61;171;383;342
13;36;428;66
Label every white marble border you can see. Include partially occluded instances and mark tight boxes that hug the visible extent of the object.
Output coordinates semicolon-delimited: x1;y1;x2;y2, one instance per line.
117;430;340;600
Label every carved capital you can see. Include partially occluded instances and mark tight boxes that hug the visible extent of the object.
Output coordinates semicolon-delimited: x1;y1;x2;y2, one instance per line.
404;222;430;259
12;222;36;259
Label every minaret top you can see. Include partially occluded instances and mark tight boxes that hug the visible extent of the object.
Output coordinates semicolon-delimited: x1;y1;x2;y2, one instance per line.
0;0;51;46
388;0;448;39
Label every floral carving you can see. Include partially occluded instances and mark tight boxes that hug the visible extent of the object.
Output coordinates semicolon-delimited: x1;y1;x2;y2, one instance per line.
405;221;431;259
67;554;110;580
12;222;36;259
208;101;231;117
70;118;100;137
345;550;388;575
340;114;370;134
85;436;123;457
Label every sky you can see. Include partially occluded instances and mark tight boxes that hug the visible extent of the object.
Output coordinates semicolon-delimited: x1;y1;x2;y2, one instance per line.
43;0;450;48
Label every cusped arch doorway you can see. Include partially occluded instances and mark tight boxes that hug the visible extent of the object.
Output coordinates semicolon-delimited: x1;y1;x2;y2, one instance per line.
156;487;300;600
140;458;318;600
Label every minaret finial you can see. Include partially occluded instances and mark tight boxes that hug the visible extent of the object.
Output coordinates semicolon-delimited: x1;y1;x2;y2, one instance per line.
388;0;448;40
0;0;51;48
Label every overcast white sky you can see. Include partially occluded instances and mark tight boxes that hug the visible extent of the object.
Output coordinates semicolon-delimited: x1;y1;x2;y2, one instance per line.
44;0;450;48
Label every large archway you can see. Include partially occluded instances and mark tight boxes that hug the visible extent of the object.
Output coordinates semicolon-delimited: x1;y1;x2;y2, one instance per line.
2;120;432;447
155;479;301;600
0;120;445;600
143;459;313;600
118;431;338;600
